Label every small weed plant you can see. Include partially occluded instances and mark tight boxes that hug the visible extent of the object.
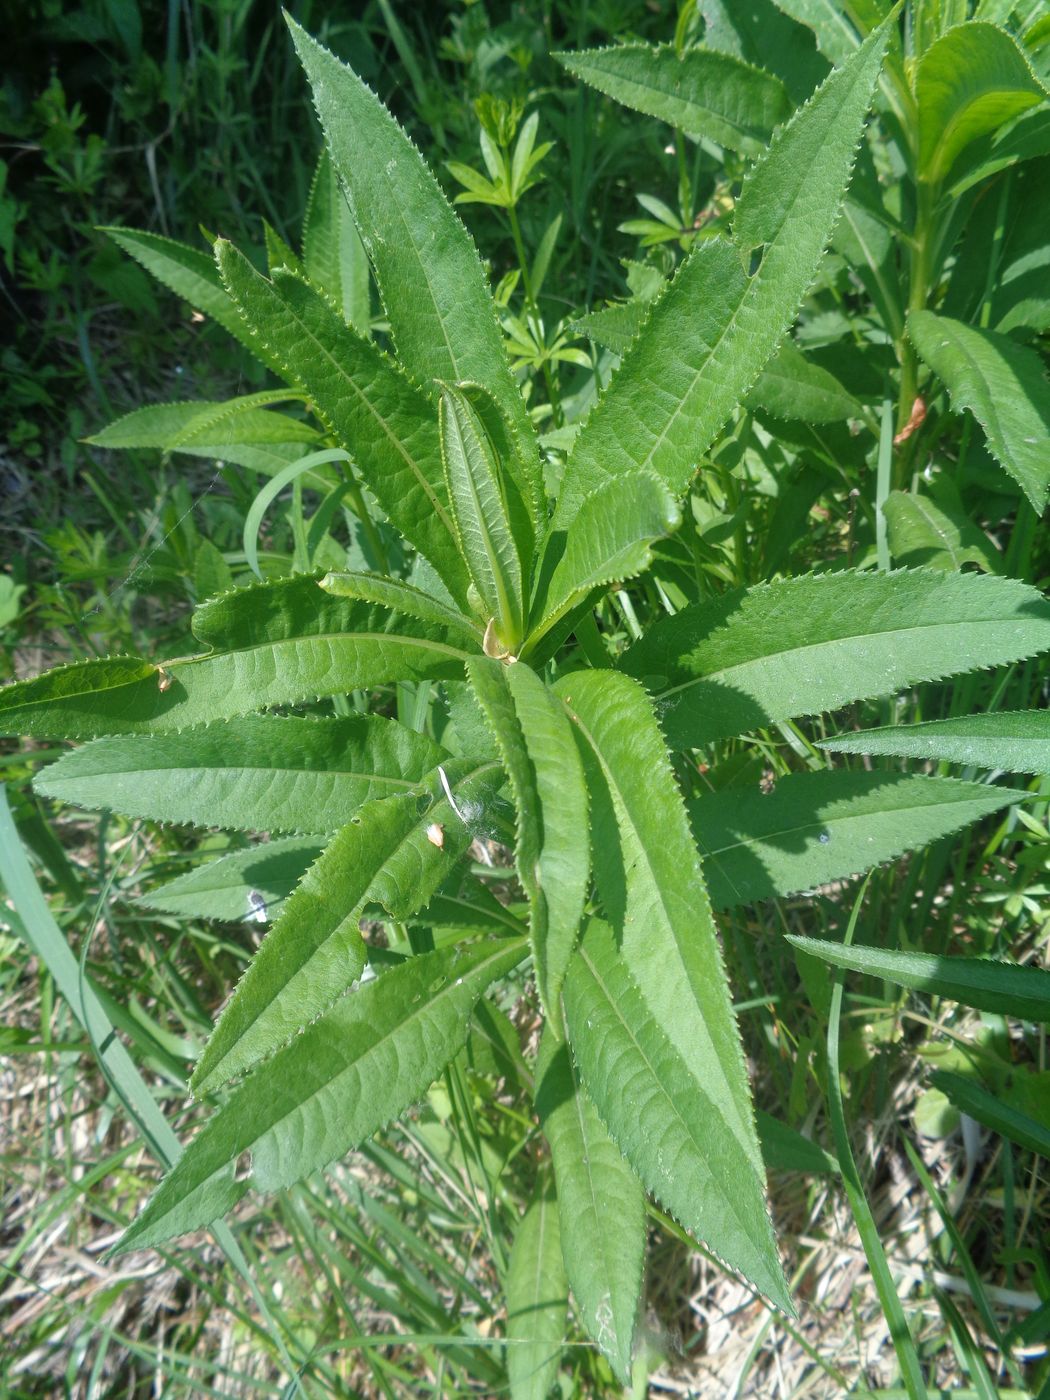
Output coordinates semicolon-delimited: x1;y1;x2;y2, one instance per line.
5;3;1050;1393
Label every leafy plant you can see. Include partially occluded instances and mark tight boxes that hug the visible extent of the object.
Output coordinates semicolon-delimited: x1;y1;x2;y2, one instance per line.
6;6;1050;1392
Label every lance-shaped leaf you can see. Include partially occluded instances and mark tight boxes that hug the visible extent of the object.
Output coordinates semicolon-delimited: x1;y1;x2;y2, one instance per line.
916;22;1048;185
745;340;862;422
468;660;588;1019
0;577;475;740
819;710;1050;773
440;386;526;651
690;771;1022;909
33;714;446;834
768;0;867;64
302;148;370;334
555;43;791;154
620;569;1050;750
286;19;543;529
553;670;785;1304
551;18;892;533
101;227;286;376
217;241;469;602
526;471;680;656
505;1172;568;1400
563;921;789;1311
115;937;527;1253
909;311;1050;514
137;836;324;922
786;936;1050;1021
86;394;325;481
191;757;502;1094
536;1031;643;1382
882;488;1000;573
319;571;483;646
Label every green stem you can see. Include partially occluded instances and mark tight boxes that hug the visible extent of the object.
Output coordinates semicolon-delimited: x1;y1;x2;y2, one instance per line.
894;178;937;489
507;202;563;426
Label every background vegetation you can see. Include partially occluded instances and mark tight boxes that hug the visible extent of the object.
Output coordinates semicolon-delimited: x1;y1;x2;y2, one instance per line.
2;1;1049;1396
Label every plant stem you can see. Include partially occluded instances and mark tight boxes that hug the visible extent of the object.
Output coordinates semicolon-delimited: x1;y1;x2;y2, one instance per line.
507;201;563;426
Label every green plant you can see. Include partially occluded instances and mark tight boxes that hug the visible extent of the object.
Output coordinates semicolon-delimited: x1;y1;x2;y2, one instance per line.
6;7;1050;1393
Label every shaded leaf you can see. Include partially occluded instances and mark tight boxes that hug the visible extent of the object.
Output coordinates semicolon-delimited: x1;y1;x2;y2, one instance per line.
619;569;1050;750
818;709;1050;774
536;1031;643;1382
689;770;1022;908
137;836;323;922
909;310;1050;513
505;1173;568;1400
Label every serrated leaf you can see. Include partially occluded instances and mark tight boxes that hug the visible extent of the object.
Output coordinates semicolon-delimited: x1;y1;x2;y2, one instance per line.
33;715;446;834
555;43;791;153
916;22;1048;184
553;671;786;1305
137;836;323;922
909;311;1050;513
689;771;1022;908
883;488;1001;572
191;757;502;1093
563;921;789;1311
88;396;319;452
101;227;285;375
818;709;1050;773
701;0;830;105
570;300;648;356
1;578;474;740
467;660;588;1019
115;937;526;1252
785;936;1050;1020
551;18;892;533
535;1031;643;1382
319;571;482;645
619;569;1050;750
440;386;526;649
302;147;370;333
745;340;862;422
286;18;542;523
216;241;470;601
505;1172;568;1400
527;471;680;653
769;0;865;64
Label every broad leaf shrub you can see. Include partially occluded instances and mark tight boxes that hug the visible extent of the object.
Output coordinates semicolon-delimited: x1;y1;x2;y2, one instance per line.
6;7;1050;1388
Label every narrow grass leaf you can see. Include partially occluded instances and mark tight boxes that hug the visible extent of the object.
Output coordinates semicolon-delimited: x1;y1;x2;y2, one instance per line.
33;714;446;834
690;771;1022;908
505;1172;568;1400
932;1070;1050;1159
909;311;1050;513
620;569;1050;749
536;1031;643;1382
116;937;527;1252
563;921;790;1311
786;936;1050;1020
